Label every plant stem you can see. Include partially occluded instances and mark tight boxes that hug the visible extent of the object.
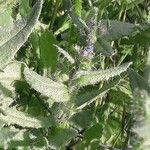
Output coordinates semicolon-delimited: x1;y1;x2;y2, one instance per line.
49;0;62;31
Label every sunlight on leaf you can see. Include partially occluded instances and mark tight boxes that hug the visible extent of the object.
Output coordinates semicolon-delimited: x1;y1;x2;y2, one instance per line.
0;0;43;69
24;67;70;102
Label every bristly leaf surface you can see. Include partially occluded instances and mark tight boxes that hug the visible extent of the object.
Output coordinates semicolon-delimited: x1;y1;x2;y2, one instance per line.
0;0;43;69
24;67;70;102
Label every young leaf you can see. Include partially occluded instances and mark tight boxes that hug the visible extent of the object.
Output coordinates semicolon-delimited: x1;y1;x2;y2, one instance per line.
0;0;43;69
71;62;132;88
24;67;70;102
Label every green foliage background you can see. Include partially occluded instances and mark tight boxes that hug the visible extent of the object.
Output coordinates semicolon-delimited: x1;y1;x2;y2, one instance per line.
0;0;150;149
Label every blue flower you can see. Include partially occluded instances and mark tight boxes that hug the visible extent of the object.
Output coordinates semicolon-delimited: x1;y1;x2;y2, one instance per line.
82;43;94;56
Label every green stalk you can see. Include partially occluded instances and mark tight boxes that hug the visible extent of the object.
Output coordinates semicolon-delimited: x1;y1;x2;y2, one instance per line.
49;0;62;31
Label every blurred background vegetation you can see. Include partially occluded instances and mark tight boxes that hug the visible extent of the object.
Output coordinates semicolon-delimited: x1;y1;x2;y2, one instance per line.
0;0;150;149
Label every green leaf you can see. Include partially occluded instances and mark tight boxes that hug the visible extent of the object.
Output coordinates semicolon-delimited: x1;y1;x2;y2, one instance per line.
84;7;98;22
54;45;75;64
39;30;58;72
54;21;70;35
128;68;150;95
63;0;84;31
101;117;122;146
0;0;16;13
100;20;138;41
83;123;103;144
121;25;150;46
19;0;30;16
69;10;89;32
0;83;13;98
8;129;41;148
24;67;70;102
96;37;115;56
0;127;18;148
0;7;12;26
0;0;43;69
71;62;132;88
75;78;119;109
145;49;150;85
74;0;82;17
0;107;55;128
48;127;77;149
0;8;14;45
129;68;150;148
0;61;22;98
108;89;131;106
70;110;93;129
126;0;144;9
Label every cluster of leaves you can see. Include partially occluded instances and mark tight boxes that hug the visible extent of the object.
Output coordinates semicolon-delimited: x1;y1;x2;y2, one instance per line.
0;0;150;149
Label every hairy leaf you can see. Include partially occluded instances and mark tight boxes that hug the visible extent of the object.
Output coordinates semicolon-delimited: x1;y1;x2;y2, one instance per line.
128;68;150;95
72;62;132;88
96;37;115;56
0;127;18;147
129;68;150;148
75;78;119;109
0;0;43;69
0;7;12;26
0;0;16;13
0;108;55;128
0;62;22;97
0;19;25;46
100;20;138;41
24;67;70;102
69;9;89;32
144;49;150;84
55;45;75;64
